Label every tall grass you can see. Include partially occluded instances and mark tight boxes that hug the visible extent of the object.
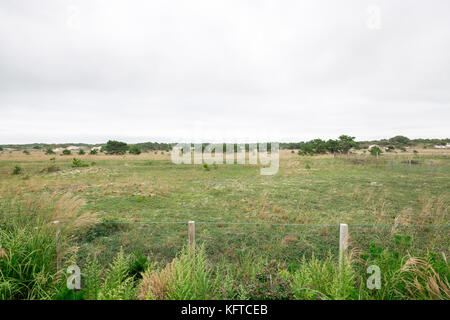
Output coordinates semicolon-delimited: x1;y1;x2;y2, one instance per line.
0;192;97;299
138;245;218;300
282;254;358;300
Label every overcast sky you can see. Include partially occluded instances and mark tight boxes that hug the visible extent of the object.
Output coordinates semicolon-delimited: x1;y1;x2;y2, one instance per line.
0;0;449;144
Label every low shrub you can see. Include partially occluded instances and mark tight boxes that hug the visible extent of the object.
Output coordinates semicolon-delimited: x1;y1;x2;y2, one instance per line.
129;146;142;155
43;165;60;173
72;158;89;168
12;165;22;175
369;146;383;156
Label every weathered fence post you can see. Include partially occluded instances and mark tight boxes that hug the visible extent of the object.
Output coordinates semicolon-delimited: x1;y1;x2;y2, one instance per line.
188;221;195;248
391;157;394;170
339;223;348;267
431;160;434;174
376;152;379;168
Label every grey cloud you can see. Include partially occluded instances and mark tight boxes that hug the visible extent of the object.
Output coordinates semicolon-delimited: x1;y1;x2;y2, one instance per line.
0;0;449;144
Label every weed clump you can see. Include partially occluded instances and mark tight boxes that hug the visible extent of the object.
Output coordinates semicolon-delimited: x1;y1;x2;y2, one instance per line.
72;158;89;168
12;165;22;175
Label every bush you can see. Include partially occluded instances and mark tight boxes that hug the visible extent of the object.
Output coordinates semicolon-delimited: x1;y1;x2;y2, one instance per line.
369;146;383;156
89;149;98;155
42;165;60;173
45;148;55;155
72;158;89;168
12;165;22;175
129;146;142;155
23;150;30;155
103;140;128;155
389;135;410;147
78;149;85;155
62;150;71;155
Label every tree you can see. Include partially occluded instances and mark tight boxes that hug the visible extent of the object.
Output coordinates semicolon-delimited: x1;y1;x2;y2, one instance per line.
298;142;314;155
338;135;359;154
103;140;128;155
129;146;142;155
369;146;383;156
326;139;340;154
389;135;410;146
310;139;327;154
62;149;71;155
90;149;98;155
78;149;86;155
45;148;55;155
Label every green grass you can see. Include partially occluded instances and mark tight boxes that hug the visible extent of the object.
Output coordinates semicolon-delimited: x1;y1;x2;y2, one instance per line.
0;151;448;299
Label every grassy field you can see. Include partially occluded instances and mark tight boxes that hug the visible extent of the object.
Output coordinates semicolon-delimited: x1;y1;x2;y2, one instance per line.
0;149;448;299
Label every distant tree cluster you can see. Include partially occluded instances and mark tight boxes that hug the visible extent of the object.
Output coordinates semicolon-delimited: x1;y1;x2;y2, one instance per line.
129;146;142;155
359;136;449;150
294;135;360;156
133;142;174;152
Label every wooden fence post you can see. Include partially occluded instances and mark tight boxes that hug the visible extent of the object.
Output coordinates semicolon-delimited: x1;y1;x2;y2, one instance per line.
431;160;434;174
339;223;348;267
391;157;394;170
188;221;195;248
